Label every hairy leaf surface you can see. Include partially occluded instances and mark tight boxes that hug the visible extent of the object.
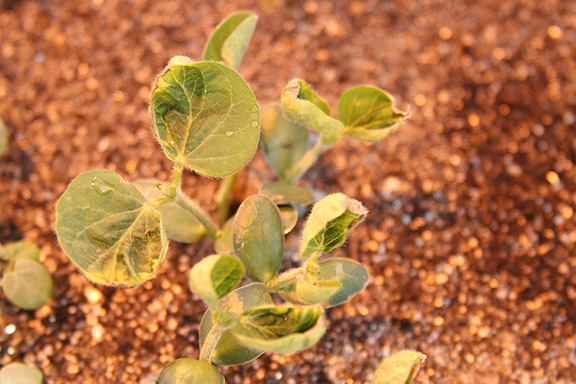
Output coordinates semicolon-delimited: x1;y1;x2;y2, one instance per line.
56;170;168;286
233;195;284;283
151;59;260;177
204;11;258;70
338;86;408;142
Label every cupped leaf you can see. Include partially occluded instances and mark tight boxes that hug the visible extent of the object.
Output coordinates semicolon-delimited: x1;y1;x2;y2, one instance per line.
0;242;40;261
200;283;273;366
260;102;311;181
278;278;341;306
1;259;52;310
133;179;205;244
260;182;314;206
0;362;42;384
151;59;260;178
233;195;284;283
214;218;234;254
56;170;168;286
232;305;326;354
0;117;7;156
300;193;367;258
204;11;258;70
189;254;244;308
373;350;426;384
278;205;299;235
338;86;408;142
317;258;369;308
158;358;224;384
281;79;344;135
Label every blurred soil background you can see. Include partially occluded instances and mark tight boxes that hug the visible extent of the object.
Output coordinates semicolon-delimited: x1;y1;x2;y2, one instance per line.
1;0;575;383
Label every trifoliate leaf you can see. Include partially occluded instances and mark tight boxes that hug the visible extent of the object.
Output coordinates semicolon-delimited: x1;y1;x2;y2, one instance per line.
189;254;244;308
151;59;260;178
281;79;343;135
204;11;258;70
338;86;408;142
373;350;426;384
1;259;52;310
56;170;168;286
158;358;224;384
300;194;367;258
233;195;284;283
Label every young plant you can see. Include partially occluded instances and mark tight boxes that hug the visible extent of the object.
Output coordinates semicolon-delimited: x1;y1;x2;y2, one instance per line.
0;242;52;310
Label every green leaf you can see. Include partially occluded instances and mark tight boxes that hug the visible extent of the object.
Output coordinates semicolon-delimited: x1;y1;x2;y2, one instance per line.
158;358;224;384
300;194;367;258
281;79;344;135
0;242;40;261
0;362;43;384
373;350;426;384
189;254;244;308
200;283;273;366
259;182;314;206
151;59;260;178
233;195;284;283
204;11;258;70
214;217;234;254
56;170;169;286
338;86;408;142
1;259;52;310
317;258;369;308
232;305;326;355
260;102;311;181
278;278;342;306
277;205;299;235
133;179;205;244
0;117;7;156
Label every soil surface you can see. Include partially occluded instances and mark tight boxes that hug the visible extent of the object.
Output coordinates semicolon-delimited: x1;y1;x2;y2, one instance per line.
1;0;575;383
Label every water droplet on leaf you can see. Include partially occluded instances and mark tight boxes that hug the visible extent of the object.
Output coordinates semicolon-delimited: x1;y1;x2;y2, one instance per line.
251;105;258;112
225;131;234;137
91;177;113;195
251;120;259;128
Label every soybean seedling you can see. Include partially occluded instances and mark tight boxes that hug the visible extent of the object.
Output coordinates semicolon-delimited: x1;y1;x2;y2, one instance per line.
0;241;52;310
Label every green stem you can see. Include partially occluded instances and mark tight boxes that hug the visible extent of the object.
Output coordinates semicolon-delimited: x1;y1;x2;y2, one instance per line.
173;192;220;241
267;267;304;292
199;324;225;364
215;174;237;224
284;138;329;184
172;162;184;188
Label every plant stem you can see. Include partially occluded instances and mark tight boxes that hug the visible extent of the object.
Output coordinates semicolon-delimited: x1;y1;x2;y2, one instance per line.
266;267;304;292
172;162;184;188
173;192;220;241
214;174;237;223
284;138;329;184
199;324;225;364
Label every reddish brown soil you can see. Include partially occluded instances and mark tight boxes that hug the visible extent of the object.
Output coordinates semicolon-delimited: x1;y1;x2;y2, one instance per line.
1;0;575;383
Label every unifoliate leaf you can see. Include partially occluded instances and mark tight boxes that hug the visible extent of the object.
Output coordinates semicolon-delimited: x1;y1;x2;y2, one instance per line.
278;205;299;235
0;117;7;156
189;254;244;308
0;242;40;261
373;350;426;384
260;102;311;181
232;305;326;354
133;179;205;244
1;259;52;310
281;79;344;135
214;218;234;254
0;362;43;384
158;358;224;384
338;86;408;142
200;283;273;366
233;195;284;283
278;278;342;306
151;59;260;178
56;170;168;286
204;11;258;70
300;194;367;258
260;182;314;206
317;258;369;308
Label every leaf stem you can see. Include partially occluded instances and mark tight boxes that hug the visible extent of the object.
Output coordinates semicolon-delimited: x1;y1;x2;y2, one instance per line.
214;174;237;224
199;324;225;364
266;267;303;292
172;162;184;188
284;137;330;184
173;192;221;241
